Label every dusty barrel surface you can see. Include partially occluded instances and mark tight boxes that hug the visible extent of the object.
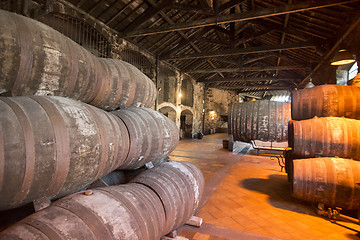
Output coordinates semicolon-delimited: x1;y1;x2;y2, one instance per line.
0;96;129;211
291;158;360;210
131;161;205;235
112;107;179;169
291;85;360;120
0;184;166;240
0;10;156;109
229;100;291;142
289;117;360;160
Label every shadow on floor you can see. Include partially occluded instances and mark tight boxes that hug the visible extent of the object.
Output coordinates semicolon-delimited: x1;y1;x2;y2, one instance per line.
241;174;313;215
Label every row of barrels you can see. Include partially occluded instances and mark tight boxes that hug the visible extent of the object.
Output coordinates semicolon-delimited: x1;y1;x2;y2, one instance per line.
0;96;179;211
288;85;360;210
0;10;156;110
0;161;205;240
228;100;291;143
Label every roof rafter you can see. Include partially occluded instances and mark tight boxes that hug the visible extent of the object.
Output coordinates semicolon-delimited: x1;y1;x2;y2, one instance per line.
160;42;316;60
123;0;359;37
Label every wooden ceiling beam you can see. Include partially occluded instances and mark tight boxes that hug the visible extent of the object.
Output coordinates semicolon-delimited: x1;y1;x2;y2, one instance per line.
160;42;315;60
187;65;309;73
124;1;169;33
237;87;291;93
219;85;291;90
218;0;248;13
235;28;275;47
198;77;298;83
123;0;359;37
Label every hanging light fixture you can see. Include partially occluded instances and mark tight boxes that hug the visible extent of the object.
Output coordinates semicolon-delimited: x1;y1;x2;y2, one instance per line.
331;49;356;65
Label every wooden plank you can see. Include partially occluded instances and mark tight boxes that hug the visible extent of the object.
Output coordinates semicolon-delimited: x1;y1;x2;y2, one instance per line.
198;77;297;83
123;0;359;37
186;65;308;73
218;0;248;13
160;42;315;60
219;85;291;90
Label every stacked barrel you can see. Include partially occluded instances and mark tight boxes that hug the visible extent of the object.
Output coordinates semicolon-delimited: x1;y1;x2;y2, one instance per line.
229;100;291;143
0;161;205;240
0;10;204;238
288;85;360;210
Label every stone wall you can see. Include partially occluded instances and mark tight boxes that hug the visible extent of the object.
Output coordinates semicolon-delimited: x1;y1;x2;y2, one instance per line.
204;88;238;134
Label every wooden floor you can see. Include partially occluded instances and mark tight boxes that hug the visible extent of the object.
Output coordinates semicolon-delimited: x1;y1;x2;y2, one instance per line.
172;133;360;240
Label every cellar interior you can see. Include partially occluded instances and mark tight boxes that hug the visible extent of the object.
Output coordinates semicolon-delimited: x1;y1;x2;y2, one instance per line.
1;0;360;239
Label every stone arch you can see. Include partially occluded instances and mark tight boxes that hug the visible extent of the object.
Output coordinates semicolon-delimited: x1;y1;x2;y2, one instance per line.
158;103;177;123
180;108;194;139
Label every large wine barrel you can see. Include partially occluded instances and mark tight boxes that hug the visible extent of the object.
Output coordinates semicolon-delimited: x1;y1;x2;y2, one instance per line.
289;117;360;160
0;96;130;211
229;100;291;142
291;158;360;210
112;107;179;169
0;161;204;239
291;85;360;120
131;161;204;235
0;183;166;240
0;10;156;109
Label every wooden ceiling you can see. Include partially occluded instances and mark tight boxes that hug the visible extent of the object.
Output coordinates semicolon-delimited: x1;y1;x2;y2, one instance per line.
61;0;360;96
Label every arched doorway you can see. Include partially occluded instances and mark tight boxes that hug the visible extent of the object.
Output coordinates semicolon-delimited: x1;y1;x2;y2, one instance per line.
158;104;176;123
180;109;193;139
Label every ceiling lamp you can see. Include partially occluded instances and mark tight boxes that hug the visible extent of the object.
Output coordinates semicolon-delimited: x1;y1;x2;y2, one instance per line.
331;49;356;65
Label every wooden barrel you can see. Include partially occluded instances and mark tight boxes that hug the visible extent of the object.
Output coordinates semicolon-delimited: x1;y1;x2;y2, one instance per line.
291;158;360;210
0;10;156;109
131;161;205;235
291;85;360;120
0;96;130;211
0;184;166;240
112;107;179;169
229;100;291;142
289;117;360;160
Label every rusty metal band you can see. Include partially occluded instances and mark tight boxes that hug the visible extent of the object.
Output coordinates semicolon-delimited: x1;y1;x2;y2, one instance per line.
162;166;194;221
133;173;178;230
55;199;114;239
141;76;149;107
77;48;92;102
114;111;141;168
30;97;70;198
131;109;151;165
111;116;130;168
143;109;164;157
10;13;34;95
125;63;136;107
151;169;186;229
106;59;124;110
146;82;155;108
1;98;36;205
132;183;166;234
98;188;147;240
89;59;107;106
65;38;79;97
90;58;106;104
82;105;108;180
123;185;158;239
0;115;4;191
98;61;114;107
102;113;120;171
25;219;65;240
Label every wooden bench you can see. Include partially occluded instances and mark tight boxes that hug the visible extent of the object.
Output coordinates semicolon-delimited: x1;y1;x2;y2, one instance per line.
250;140;291;172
